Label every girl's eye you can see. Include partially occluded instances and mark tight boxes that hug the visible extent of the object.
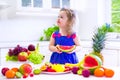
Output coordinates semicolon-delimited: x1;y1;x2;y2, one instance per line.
58;16;63;19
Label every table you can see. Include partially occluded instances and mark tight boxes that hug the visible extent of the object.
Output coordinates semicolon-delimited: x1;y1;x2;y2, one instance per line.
0;46;120;80
0;62;119;80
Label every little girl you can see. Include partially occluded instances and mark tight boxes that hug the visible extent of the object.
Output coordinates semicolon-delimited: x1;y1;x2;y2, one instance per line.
49;8;80;64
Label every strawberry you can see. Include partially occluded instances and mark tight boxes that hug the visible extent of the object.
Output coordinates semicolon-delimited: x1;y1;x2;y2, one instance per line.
30;73;34;77
47;68;56;72
64;67;71;72
23;73;28;78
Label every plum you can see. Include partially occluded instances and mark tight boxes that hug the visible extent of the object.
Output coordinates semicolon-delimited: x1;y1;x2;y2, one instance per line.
71;66;79;74
82;69;90;77
1;67;9;76
28;44;35;51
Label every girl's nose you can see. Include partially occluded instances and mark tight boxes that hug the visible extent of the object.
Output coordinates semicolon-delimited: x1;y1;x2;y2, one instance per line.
57;19;60;24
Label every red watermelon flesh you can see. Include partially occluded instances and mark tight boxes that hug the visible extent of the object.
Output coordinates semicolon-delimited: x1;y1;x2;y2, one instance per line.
82;54;102;69
84;56;98;67
59;46;73;49
57;45;76;52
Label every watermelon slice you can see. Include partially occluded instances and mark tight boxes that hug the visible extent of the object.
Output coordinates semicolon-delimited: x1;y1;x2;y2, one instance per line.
57;45;76;52
80;54;102;74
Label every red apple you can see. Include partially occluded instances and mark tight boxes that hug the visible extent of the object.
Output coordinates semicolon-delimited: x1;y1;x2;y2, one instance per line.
19;63;32;75
27;50;31;55
18;52;28;61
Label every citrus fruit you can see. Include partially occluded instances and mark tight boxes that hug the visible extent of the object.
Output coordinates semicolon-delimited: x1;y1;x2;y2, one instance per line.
40;65;47;71
94;68;104;77
5;70;16;78
11;67;19;73
104;69;114;77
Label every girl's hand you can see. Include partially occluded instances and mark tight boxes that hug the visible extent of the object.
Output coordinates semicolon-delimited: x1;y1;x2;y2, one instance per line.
67;46;82;54
55;45;62;54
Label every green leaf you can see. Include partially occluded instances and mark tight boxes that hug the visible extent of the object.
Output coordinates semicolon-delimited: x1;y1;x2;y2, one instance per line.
39;24;59;41
39;36;44;41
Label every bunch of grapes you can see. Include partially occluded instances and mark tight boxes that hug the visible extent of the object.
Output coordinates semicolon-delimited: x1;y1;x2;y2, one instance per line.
8;45;28;56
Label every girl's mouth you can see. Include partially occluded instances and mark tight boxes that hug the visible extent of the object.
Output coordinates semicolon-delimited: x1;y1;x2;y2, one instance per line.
57;20;60;24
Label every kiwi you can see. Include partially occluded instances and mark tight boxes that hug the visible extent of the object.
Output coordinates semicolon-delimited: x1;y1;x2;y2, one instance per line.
15;72;22;78
33;69;41;75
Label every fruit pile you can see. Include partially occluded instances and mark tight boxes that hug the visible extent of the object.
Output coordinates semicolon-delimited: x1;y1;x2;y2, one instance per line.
40;62;114;78
6;45;29;61
1;63;34;79
40;62;71;72
94;67;114;77
6;43;44;64
1;62;115;79
67;54;115;78
1;63;44;79
70;65;114;78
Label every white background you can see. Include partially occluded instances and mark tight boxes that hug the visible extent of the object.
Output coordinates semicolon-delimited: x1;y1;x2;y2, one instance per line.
0;0;111;42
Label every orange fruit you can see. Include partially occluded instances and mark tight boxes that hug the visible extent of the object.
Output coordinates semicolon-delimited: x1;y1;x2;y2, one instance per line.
94;68;104;77
40;65;47;71
11;67;19;73
5;70;16;78
104;69;114;77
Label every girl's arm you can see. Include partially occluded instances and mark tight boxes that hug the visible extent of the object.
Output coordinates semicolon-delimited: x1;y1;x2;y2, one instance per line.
73;36;82;52
49;34;62;53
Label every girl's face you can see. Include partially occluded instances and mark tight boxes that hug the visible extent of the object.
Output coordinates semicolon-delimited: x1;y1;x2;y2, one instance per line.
57;11;68;28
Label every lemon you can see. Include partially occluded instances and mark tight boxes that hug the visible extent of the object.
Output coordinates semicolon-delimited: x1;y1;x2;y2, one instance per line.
52;64;65;72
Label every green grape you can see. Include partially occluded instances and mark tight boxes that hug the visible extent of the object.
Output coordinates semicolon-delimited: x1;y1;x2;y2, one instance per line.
28;43;44;64
28;53;43;64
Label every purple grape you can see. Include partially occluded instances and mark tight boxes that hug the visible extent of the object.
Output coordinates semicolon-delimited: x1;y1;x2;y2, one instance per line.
13;47;19;55
8;49;13;56
18;46;23;53
8;45;28;56
13;45;23;55
17;45;20;47
22;48;28;52
28;44;35;51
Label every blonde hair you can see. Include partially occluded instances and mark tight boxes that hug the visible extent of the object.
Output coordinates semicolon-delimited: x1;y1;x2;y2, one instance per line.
60;8;76;35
